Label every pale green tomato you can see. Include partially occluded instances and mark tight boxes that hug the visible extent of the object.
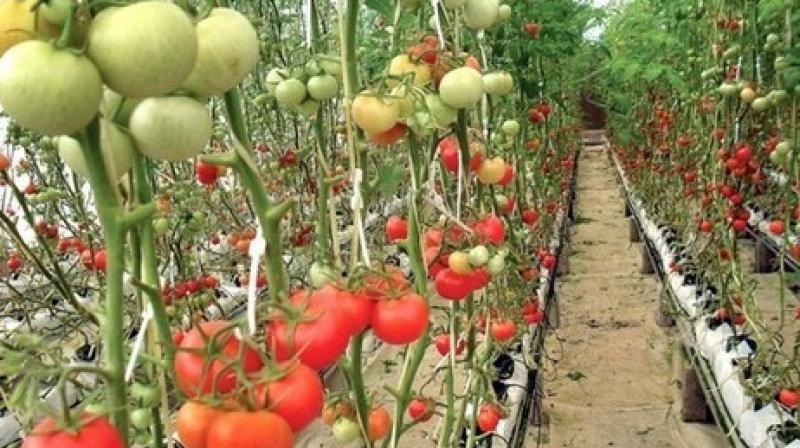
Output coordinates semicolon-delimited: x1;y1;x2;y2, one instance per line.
750;97;770;112
768;89;788;104
0;40;102;136
468;245;490;266
464;0;499;30
266;67;288;94
319;56;343;79
306;74;338;101
129;96;212;162
88;1;198;98
293;98;320;116
487;253;505;275
775;56;789;71
100;89;141;126
502;120;520;136
482;71;513;96
497;4;511;21
183;8;259;96
275;78;307;106
718;82;738;96
439;67;484;109
57;119;136;183
40;0;72;25
426;94;457;127
444;0;466;8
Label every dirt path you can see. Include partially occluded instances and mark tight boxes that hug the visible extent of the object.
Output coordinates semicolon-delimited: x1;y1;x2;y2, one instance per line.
541;148;728;448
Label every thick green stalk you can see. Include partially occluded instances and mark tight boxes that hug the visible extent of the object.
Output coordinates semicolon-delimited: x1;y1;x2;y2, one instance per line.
78;120;129;446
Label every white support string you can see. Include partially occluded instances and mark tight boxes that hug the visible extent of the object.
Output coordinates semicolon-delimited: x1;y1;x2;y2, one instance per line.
430;0;445;49
303;0;313;49
125;303;153;382
456;139;463;221
247;225;266;336
351;168;372;267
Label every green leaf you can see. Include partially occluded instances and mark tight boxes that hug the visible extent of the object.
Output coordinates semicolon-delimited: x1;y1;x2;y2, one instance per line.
364;0;393;18
375;163;405;198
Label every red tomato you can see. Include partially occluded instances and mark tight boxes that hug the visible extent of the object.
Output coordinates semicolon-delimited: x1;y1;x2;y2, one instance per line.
491;319;516;341
174;321;263;398
468;267;491;291
476;404;502;432
385;215;408;242
371;292;429;344
80;249;94;270
521;209;539;225
6;257;21;272
356;269;410;301
314;284;373;336
367;407;392;441
498;164;514;186
267;290;351;370
205;411;294;448
434;268;473;301
256;361;325;431
195;161;219;185
202;274;219;289
176;401;224;448
408;397;434;422
779;388;800;408
22;414;124;448
769;220;786;235
434;333;465;356
423;228;444;249
475;215;505;245
370;122;407;145
0;154;9;170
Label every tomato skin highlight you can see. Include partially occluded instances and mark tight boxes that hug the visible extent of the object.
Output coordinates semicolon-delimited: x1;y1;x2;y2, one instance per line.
371;293;429;344
22;414;124;448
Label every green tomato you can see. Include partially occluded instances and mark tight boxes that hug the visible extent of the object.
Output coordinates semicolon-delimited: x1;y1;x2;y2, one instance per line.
501;120;520;137
482;71;513;96
497;4;511;21
487;254;505;275
57;119;136;183
439;67;484;109
306;74;338;101
463;0;499;30
332;418;361;443
750;97;770;112
100;89;141;126
130;96;212;162
766;33;781;46
266;67;288;95
275;78;307;106
718;82;738;96
88;1;198;98
152;217;169;235
768;89;788;104
426;94;457;127
0;40;102;136
293;98;320;116
468;245;490;267
84;403;107;415
774;56;789;71
40;0;72;26
130;408;153;430
319;56;343;78
183;8;259;96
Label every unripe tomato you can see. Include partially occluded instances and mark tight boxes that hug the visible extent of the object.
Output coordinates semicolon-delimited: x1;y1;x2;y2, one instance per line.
333;418;360;443
88;1;198;98
352;91;399;134
439;67;484;109
130;96;213;162
0;41;102;136
183;8;259;96
448;251;473;274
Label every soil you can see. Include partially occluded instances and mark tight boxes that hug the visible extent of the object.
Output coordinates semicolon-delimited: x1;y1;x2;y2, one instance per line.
538;147;729;448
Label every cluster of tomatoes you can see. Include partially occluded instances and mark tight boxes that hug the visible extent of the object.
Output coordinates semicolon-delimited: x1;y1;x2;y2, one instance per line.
168;267;429;446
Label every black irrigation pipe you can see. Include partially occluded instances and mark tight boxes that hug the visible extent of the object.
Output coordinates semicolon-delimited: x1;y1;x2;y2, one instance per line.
610;152;748;448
